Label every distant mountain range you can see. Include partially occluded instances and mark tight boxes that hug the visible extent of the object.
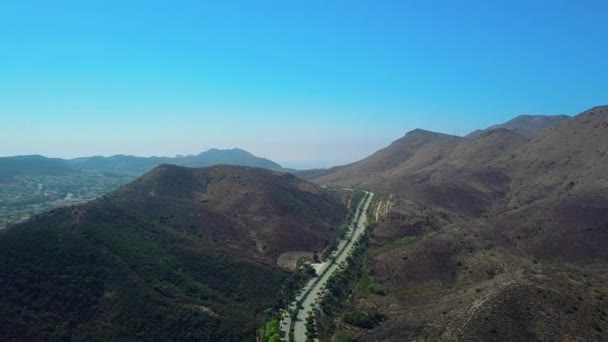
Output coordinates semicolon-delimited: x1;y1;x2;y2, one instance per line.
0;148;282;182
0;155;74;182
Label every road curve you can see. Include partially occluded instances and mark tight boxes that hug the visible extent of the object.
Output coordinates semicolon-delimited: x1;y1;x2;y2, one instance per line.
283;191;374;342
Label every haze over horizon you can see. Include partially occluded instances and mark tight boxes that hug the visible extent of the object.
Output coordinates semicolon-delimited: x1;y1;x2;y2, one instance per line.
2;1;607;166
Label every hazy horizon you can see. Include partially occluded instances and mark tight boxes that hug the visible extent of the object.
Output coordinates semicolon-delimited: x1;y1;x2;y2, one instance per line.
2;1;607;164
0;147;354;170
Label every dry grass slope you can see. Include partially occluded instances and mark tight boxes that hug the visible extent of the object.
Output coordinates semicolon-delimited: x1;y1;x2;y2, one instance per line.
314;105;608;341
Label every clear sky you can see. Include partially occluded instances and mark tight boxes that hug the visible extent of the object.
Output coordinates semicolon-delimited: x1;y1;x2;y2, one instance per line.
1;1;607;168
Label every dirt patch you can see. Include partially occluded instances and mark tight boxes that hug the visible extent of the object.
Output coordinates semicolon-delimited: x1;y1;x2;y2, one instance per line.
277;251;313;270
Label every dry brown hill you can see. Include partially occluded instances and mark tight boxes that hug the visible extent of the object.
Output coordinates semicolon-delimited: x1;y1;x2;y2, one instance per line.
467;114;570;138
108;164;345;262
312;127;523;216
312;129;464;189
312;106;607;216
317;105;608;342
496;105;608;206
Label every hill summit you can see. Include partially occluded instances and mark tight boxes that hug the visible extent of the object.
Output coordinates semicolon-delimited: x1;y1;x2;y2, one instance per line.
467;113;569;138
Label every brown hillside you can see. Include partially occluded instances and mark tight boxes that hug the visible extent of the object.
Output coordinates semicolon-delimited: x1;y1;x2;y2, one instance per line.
313;106;608;217
467;114;570;138
322;105;608;342
108;164;346;261
313;129;463;189
313;127;525;216
497;105;608;206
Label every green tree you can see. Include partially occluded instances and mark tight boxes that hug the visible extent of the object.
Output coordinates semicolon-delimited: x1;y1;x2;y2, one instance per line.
259;318;281;342
334;331;355;342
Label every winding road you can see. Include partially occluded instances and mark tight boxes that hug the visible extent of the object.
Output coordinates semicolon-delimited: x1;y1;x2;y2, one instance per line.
280;191;374;342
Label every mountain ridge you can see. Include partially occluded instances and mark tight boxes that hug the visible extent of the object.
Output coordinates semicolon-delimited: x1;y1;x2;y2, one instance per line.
0;148;282;182
304;105;608;341
467;113;570;138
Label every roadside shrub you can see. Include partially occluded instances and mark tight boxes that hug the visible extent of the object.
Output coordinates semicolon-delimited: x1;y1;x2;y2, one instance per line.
366;283;386;296
333;330;355;342
343;310;385;329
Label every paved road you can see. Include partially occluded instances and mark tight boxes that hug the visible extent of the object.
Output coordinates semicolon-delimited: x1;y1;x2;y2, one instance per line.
281;191;374;342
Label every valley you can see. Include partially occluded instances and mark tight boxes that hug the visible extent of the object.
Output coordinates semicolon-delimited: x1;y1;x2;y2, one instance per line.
2;107;606;341
282;191;374;342
3;2;606;340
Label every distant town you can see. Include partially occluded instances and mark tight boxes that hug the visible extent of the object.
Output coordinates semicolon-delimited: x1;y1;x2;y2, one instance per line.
0;170;140;229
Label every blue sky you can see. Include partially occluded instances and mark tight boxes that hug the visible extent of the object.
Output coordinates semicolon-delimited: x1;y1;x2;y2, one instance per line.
1;1;606;168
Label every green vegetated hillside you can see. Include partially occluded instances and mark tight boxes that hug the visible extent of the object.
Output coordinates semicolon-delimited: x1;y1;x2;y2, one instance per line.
309;105;608;341
0;165;346;341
